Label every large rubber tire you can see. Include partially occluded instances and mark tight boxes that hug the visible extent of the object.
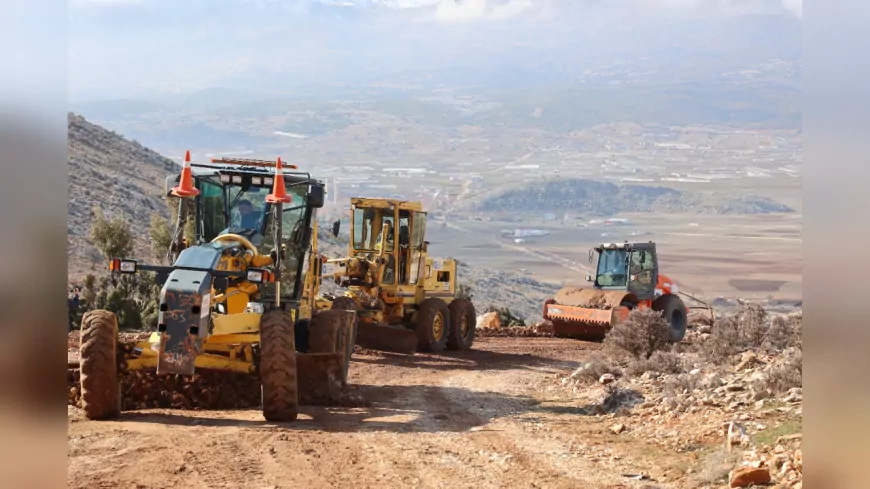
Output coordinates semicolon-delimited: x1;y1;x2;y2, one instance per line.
79;310;121;420
415;298;450;353
259;310;299;422
446;298;476;351
653;294;688;342
309;309;352;386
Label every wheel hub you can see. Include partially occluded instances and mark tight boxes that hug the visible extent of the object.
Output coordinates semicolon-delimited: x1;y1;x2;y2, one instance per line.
460;315;469;338
433;313;444;340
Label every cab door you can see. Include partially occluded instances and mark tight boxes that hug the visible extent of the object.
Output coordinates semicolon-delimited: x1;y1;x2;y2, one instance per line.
409;211;426;285
197;179;227;243
627;244;658;301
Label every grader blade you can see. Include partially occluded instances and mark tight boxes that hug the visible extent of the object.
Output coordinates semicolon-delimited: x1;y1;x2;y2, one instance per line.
296;352;344;405
355;323;418;354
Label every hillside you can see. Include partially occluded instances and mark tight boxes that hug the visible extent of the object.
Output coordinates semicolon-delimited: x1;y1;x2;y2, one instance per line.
67;113;178;281
457;262;558;324
472;179;794;216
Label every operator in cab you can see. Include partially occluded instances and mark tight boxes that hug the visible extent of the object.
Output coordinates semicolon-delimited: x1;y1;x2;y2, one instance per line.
237;199;262;230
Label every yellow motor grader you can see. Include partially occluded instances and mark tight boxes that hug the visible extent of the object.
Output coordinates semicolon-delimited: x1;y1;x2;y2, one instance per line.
315;198;477;354
78;154;355;422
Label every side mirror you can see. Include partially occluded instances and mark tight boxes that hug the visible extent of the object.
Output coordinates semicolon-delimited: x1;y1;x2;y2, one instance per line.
309;184;325;208
331;219;340;238
585;275;593;283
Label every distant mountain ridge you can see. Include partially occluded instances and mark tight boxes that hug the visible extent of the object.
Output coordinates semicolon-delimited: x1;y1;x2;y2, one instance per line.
472;179;794;216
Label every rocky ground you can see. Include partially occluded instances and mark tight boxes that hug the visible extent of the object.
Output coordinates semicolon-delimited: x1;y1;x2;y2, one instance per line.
537;305;803;488
68;304;801;488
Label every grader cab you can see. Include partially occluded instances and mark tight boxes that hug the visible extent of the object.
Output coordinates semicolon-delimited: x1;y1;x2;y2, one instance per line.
77;153;355;422
317;198;476;354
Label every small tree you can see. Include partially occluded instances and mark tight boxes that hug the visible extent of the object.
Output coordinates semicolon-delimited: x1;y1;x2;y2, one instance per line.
84;209;161;330
456;283;474;301
86;247;102;271
165;196;195;245
149;212;173;263
82;274;98;306
89;207;133;260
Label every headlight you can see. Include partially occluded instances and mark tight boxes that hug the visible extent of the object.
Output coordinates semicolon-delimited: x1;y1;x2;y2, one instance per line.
246;269;272;283
109;258;137;273
232;175;243;184
219;173;231;183
251;176;262;185
264;176;274;186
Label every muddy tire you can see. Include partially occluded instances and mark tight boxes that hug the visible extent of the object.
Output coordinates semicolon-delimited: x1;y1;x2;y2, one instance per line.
309;309;352;386
653;294;688;342
331;296;359;356
415;298;450;353
446;298;476;351
259;310;299;422
79;310;121;420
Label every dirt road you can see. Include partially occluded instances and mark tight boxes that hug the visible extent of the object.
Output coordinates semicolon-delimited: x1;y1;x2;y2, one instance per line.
68;337;694;489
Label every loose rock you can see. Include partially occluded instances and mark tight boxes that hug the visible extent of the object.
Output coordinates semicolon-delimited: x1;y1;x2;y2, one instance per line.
729;466;771;487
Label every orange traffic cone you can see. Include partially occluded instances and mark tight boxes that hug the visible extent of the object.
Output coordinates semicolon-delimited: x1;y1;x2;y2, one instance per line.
266;157;293;204
171;150;200;197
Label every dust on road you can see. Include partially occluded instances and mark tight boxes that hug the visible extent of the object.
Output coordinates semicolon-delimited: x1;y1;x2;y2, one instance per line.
68;337;683;489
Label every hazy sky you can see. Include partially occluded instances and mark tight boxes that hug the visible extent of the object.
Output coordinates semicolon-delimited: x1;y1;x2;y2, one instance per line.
68;0;802;101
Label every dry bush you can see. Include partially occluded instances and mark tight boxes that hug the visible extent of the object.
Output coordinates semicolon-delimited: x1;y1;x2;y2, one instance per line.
690;447;741;487
625;349;685;377
703;303;800;364
764;313;802;351
662;394;694;413
703;315;743;363
663;373;699;398
571;352;623;385
603;308;671;360
601;384;644;412
765;347;802;394
735;302;769;348
661;373;700;413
